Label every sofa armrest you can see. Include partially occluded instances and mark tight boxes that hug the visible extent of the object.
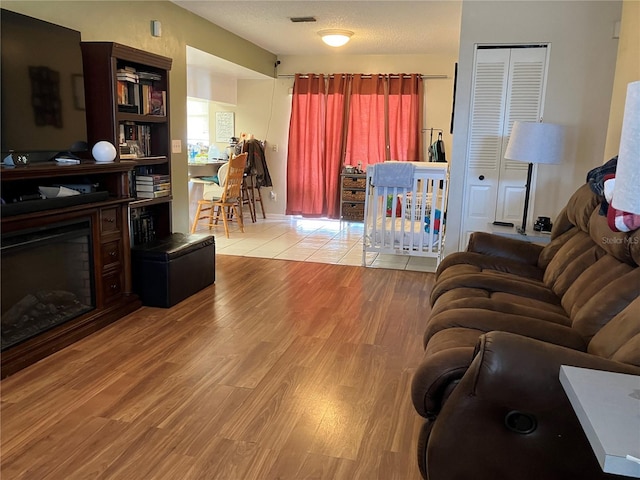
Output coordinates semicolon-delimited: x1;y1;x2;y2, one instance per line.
424;331;640;480
411;345;474;418
467;231;543;264
468;331;639;405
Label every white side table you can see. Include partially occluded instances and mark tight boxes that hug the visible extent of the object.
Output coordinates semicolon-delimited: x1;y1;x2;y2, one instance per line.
488;223;551;245
559;365;640;478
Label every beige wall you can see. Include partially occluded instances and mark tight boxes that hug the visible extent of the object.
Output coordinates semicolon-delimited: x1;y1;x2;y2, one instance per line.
2;1;276;234
604;0;640;160
446;0;623;254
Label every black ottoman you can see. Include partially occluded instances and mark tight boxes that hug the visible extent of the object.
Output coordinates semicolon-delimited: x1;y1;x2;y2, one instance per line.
131;233;215;307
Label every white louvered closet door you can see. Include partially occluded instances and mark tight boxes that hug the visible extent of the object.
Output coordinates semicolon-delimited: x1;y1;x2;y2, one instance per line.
460;46;548;249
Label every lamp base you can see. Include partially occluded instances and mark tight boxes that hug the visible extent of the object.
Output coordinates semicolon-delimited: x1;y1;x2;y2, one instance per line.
518;162;534;238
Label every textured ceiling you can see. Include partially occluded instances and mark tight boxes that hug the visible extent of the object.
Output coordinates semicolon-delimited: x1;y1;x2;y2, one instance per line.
173;1;462;57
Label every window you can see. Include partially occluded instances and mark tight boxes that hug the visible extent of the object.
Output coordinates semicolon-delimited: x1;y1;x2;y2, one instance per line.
187;97;210;145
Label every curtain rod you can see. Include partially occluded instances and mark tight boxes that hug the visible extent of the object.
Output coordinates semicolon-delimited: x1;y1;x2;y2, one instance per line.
276;74;448;79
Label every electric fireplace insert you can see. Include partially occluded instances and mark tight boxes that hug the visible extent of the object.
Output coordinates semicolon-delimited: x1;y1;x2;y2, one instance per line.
1;218;96;350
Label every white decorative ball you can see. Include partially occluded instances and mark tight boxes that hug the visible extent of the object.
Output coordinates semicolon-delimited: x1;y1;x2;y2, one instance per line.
92;141;117;163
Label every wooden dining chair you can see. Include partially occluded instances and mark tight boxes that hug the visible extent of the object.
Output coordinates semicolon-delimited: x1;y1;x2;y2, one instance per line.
190;153;248;237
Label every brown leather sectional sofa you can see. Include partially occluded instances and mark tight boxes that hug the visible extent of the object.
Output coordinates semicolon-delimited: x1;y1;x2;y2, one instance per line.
411;183;640;480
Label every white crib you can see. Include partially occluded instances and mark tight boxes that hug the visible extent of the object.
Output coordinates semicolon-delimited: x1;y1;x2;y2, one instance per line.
362;162;449;267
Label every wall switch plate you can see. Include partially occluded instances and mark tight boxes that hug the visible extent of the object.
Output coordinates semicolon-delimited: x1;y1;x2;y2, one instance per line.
171;140;182;154
271;144;278;152
270;191;277;201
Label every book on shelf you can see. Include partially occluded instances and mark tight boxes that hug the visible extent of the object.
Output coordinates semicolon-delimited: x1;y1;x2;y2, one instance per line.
138;71;162;82
131;208;156;245
119;142;142;159
135;173;170;183
117;81;127;104
119;124;151;157
118;104;138;114
115;70;165;116
135;182;171;192
149;89;166;116
117;74;138;83
117;67;138;83
136;189;171;199
135;85;166;116
140;83;151;115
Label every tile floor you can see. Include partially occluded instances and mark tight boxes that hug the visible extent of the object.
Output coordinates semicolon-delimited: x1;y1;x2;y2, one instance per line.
193;214;440;272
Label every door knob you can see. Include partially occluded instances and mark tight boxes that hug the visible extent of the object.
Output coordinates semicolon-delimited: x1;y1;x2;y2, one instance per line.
479;175;485;180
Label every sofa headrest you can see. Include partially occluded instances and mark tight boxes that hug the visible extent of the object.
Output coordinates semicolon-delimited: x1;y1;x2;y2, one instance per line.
564;183;601;233
589;209;640;267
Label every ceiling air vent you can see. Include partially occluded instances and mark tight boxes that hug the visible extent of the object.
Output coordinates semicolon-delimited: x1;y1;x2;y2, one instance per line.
290;16;317;23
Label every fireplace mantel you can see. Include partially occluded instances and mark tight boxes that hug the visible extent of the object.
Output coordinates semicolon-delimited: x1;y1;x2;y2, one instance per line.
1;160;142;377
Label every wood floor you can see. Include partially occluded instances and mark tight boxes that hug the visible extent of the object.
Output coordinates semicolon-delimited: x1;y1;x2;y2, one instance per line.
1;255;434;480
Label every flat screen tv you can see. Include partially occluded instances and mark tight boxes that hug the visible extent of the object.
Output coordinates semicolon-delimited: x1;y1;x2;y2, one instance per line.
1;9;88;162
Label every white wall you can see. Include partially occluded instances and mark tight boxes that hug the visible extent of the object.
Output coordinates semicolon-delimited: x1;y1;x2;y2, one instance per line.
187;66;238;105
234;79;290;213
445;0;622;255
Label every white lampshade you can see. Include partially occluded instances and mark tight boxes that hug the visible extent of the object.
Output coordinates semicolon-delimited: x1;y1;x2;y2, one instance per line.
611;81;640;214
318;29;353;47
504;121;566;165
92;141;117;163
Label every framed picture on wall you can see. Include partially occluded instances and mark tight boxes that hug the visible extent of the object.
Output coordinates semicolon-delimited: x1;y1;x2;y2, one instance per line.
215;111;235;143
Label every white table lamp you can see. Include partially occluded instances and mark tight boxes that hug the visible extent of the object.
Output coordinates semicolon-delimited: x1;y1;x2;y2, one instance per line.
504;121;566;234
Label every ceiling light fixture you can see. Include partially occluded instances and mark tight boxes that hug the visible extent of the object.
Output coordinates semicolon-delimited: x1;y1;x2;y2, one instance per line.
318;29;353;47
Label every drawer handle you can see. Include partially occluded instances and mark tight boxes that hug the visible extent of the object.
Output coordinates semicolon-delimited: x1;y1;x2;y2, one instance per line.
105;218;115;223
110;283;118;291
109;251;117;257
478;175;485;181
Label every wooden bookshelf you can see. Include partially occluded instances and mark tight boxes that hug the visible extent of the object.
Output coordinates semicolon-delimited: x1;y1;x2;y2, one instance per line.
81;42;173;246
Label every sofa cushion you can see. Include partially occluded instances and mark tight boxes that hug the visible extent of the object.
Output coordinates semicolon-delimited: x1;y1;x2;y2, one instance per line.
587;297;640;366
430;270;559;306
549;244;605;298
564;258;639;341
430;293;569;327
612;335;640;366
537;226;581;269
542;231;597;288
424;308;587;352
